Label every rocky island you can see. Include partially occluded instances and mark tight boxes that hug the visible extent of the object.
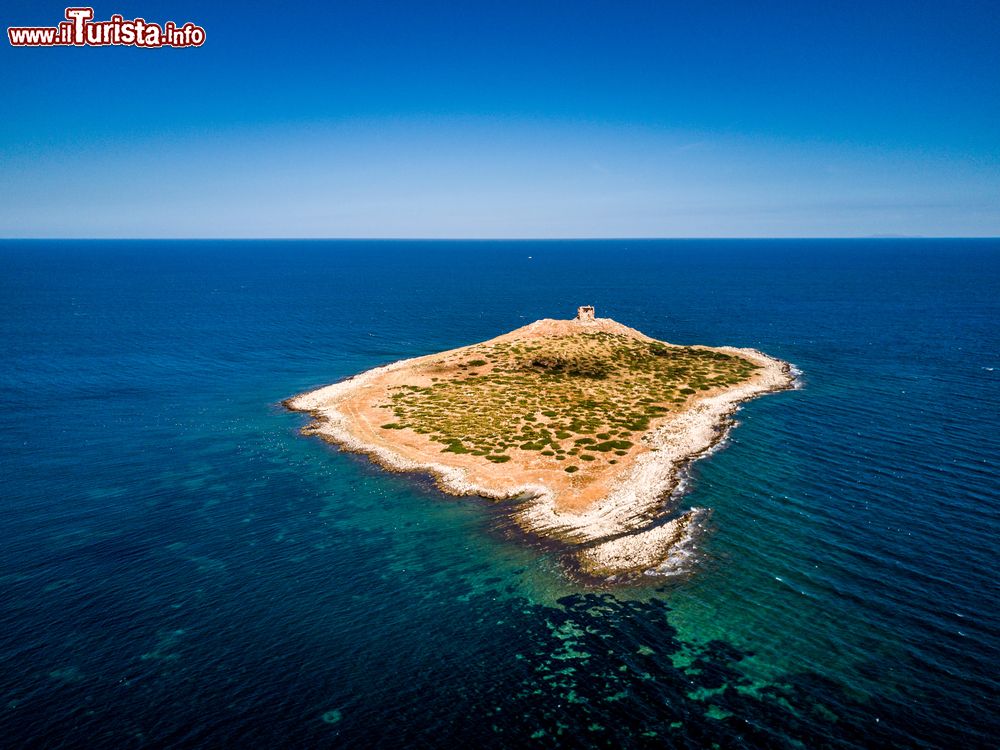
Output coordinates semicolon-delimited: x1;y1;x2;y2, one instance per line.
287;307;793;580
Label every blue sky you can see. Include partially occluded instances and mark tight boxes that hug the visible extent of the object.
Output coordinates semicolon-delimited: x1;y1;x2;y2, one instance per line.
2;0;998;237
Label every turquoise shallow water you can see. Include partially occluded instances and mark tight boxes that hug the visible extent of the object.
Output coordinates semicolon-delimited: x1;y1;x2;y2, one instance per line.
0;239;997;747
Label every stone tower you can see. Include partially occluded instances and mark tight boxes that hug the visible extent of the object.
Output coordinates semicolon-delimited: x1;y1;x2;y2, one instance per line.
576;305;595;321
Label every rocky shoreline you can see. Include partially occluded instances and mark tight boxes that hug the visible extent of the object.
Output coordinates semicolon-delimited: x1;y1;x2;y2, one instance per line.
286;330;794;581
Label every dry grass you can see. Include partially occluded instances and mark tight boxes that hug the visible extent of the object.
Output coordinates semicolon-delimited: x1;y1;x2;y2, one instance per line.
378;331;758;467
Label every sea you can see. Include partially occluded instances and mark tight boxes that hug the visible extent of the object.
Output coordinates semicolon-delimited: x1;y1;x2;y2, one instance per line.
1;239;997;748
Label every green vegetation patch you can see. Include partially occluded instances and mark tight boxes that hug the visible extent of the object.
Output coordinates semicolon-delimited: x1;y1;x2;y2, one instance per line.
592;440;633;452
380;332;758;466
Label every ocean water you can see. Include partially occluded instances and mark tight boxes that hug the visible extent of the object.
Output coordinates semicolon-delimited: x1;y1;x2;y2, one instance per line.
0;239;997;748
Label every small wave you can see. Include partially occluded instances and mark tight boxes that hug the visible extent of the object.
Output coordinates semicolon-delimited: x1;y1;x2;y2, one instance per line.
773;574;811;596
702;422;736;459
669;473;691;500
788;363;805;389
644;508;710;578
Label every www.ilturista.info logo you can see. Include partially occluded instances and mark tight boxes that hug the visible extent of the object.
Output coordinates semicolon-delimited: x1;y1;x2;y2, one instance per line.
8;7;205;48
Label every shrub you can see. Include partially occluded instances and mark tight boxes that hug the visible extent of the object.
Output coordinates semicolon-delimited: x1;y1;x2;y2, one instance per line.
593;439;633;452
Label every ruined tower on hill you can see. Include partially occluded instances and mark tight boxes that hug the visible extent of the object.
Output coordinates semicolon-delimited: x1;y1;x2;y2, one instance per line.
576;305;595;321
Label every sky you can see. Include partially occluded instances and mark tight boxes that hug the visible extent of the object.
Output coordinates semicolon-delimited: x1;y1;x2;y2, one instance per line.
1;0;998;238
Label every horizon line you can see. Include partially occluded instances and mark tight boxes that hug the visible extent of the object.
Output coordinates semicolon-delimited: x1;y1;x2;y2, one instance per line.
2;236;999;242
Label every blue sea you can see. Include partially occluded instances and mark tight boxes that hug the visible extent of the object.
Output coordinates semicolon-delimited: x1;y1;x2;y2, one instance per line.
1;240;997;748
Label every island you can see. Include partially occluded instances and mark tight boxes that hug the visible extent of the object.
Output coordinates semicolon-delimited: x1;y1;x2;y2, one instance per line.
286;307;793;580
